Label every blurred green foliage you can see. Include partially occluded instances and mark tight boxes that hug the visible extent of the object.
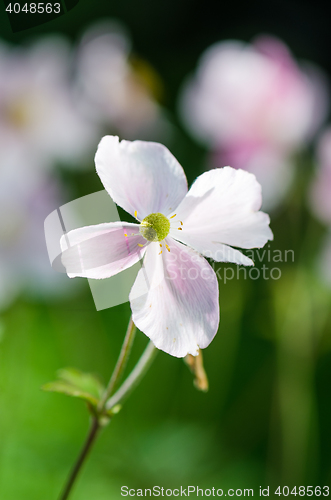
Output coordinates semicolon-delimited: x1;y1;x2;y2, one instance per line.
1;196;331;497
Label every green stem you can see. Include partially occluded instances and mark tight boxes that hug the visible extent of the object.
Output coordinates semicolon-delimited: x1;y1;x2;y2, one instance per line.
98;316;136;410
106;341;158;411
59;416;100;500
58;318;157;500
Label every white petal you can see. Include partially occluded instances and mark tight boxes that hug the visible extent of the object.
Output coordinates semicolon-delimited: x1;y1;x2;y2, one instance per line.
199;243;254;266
130;238;219;358
212;144;295;212
94;136;188;219
169;167;273;264
61;222;146;279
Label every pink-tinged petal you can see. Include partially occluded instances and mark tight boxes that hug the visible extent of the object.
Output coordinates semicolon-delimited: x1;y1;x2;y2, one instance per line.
130;238;219;358
95;136;188;219
198;244;254;266
169;167;273;264
60;222;146;279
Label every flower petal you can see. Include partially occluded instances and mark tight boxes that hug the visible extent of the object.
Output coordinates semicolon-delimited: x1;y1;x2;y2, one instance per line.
61;222;146;279
130;238;219;357
198;243;254;266
169;167;273;264
94;136;188;219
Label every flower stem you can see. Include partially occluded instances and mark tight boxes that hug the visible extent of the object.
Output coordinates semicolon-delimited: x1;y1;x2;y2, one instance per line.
98;316;137;410
59;416;100;500
106;341;157;410
58;317;157;500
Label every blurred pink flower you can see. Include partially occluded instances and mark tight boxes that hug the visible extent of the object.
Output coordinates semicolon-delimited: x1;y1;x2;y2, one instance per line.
0;36;94;309
0;37;97;173
74;22;168;140
0;174;74;310
180;36;328;210
309;128;331;225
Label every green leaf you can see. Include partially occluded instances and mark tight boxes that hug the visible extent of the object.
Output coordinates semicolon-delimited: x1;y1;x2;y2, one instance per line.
42;380;100;406
56;368;105;399
41;368;105;408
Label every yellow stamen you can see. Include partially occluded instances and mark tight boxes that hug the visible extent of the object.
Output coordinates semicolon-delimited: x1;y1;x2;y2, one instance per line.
125;232;139;238
138;243;144;247
178;227;182;231
165;244;170;252
170;214;177;219
180;221;183;225
159;250;162;255
134;210;138;218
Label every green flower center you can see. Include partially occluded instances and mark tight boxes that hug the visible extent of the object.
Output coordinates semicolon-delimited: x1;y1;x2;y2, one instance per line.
139;212;170;242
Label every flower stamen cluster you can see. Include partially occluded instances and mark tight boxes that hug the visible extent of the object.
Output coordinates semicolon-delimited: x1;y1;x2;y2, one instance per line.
139;212;170;242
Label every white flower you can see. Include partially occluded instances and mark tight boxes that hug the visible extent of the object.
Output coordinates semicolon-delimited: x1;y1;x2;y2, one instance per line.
61;136;273;357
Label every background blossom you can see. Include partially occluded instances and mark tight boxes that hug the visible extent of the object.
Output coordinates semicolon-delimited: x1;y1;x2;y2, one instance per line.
73;22;169;141
0;36;94;310
0;36;97;171
179;36;329;210
0;25;168;311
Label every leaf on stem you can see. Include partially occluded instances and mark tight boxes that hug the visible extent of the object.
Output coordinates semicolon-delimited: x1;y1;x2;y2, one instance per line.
41;367;105;408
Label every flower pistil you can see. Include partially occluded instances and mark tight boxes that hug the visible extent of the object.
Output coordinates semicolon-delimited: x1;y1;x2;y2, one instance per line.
139;212;170;242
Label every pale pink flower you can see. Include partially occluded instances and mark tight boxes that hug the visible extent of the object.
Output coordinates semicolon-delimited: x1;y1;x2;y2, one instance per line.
0;174;71;311
60;136;273;357
0;36;96;309
0;36;97;173
74;23;166;139
180;36;328;209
